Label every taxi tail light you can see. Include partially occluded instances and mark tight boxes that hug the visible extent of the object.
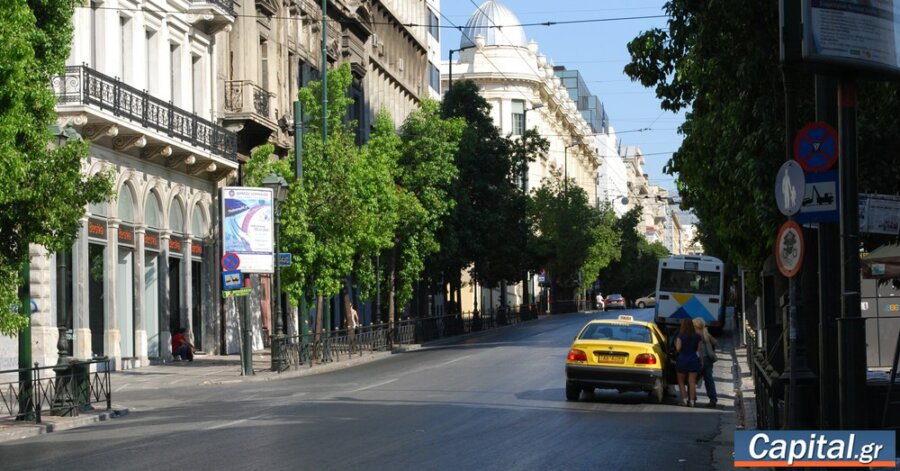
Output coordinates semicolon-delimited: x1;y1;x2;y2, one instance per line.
635;353;657;365
568;349;587;362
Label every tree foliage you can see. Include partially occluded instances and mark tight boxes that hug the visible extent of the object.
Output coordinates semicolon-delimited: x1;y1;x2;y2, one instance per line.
436;80;531;293
596;206;669;302
0;1;112;335
529;172;620;308
389;100;464;316
624;1;787;276
624;1;900;280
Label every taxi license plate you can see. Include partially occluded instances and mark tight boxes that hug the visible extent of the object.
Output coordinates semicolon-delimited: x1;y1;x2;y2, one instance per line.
596;354;626;364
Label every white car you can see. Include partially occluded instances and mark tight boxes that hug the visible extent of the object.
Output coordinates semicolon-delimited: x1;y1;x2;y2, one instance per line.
635;293;656;309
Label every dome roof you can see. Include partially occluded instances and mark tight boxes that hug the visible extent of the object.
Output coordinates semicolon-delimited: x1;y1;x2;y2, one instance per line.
460;1;527;49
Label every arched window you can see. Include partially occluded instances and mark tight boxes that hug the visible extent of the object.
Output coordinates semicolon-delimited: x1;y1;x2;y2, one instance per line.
169;199;184;234
89;201;107;217
118;185;135;223
191;204;207;238
145;193;162;229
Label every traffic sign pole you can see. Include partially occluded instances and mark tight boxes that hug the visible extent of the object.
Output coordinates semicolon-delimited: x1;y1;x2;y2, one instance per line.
837;78;865;429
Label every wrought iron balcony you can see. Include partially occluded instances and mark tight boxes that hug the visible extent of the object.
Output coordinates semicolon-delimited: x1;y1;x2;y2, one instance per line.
224;80;275;125
53;65;237;163
192;0;236;18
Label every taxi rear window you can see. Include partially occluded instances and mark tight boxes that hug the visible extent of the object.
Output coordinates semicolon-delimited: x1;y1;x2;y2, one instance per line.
580;324;651;343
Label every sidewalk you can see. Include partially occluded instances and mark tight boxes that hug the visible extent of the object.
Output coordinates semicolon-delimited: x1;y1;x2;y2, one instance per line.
711;310;756;470
0;344;420;443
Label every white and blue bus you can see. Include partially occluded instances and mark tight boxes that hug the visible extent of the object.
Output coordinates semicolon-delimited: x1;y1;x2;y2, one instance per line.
654;255;726;333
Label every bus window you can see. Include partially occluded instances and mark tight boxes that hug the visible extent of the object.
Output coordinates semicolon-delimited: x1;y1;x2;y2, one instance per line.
659;269;720;295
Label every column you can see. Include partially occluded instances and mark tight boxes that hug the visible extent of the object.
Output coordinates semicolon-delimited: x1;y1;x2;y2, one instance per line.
158;230;172;361
183;237;193;344
105;218;121;369
29;244;56;367
134;226;147;366
72;216;91;359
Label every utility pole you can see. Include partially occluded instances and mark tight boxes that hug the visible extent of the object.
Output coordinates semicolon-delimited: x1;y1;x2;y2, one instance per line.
815;75;840;430
837;78;866;429
294;100;309;344
781;63;800;430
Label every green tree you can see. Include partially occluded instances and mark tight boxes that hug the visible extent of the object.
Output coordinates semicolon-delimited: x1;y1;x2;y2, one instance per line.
244;64;363;333
0;1;112;335
597;206;669;303
438;80;527;309
385;100;464;325
529;173;620;313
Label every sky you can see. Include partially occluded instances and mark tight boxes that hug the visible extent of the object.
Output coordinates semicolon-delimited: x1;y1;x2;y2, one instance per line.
438;0;685;193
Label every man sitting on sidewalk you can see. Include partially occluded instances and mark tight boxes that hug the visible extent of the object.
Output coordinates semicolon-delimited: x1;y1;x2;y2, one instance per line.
171;328;194;362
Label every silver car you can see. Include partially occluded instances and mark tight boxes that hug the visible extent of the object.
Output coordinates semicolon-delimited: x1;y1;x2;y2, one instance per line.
635;293;656;308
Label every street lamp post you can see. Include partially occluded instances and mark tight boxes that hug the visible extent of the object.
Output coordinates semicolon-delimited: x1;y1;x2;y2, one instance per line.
262;173;289;371
520;104;543;319
448;45;475;89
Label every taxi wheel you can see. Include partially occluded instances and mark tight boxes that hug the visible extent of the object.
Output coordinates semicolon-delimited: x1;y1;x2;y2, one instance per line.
638;302;645;308
649;379;664;404
565;381;580;401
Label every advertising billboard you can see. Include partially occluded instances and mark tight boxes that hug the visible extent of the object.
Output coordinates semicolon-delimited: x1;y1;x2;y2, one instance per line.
221;187;274;274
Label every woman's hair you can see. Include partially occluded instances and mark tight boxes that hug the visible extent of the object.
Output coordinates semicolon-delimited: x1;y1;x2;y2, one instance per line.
680;318;696;336
692;317;707;333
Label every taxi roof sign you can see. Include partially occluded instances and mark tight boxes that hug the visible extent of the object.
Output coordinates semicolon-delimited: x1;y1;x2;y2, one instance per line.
618;315;634;321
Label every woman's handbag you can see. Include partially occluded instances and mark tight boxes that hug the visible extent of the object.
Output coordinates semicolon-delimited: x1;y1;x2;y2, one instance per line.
704;335;718;363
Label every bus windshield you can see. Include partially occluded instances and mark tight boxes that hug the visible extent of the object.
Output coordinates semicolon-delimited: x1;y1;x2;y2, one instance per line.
659;269;721;295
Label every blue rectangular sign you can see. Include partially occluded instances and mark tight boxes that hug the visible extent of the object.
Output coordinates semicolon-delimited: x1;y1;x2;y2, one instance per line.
277;252;292;267
796;170;839;224
222;270;242;291
735;430;895;467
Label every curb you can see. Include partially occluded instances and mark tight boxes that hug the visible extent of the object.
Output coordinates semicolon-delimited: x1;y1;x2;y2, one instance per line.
201;345;423;386
0;408;129;443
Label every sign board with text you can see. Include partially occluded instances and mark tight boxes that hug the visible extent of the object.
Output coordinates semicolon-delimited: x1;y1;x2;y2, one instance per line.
802;0;900;78
222;187;274;274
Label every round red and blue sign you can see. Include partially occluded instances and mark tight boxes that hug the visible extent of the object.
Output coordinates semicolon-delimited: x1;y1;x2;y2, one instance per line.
793;121;838;172
221;252;240;271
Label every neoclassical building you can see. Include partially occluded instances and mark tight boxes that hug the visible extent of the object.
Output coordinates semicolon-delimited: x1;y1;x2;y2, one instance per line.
439;0;598;313
218;0;442;351
0;1;238;371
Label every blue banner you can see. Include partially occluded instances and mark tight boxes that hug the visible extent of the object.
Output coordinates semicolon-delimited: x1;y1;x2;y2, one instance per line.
735;430;895;467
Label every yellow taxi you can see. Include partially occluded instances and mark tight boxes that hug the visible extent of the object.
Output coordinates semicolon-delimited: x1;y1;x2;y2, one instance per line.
565;315;669;403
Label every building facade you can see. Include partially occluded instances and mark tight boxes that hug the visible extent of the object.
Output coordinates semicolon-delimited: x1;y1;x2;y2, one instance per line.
0;0;241;371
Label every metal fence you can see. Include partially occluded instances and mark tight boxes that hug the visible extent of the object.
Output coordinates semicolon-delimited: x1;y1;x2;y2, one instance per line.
276;308;536;373
0;358;112;423
746;325;785;429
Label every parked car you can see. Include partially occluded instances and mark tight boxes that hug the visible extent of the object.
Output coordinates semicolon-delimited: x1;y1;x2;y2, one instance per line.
604;294;626;309
565;315;669;403
635;293;656;309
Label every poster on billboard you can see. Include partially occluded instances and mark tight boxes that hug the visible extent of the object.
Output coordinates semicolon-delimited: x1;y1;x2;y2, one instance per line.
221;187;274;273
802;0;900;77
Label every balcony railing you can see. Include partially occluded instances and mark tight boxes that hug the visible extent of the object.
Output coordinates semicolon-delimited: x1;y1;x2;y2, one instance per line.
192;0;236;17
224;80;274;122
53;65;238;163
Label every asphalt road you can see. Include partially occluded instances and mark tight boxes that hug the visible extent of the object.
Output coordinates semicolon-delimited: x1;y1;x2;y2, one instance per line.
0;309;726;470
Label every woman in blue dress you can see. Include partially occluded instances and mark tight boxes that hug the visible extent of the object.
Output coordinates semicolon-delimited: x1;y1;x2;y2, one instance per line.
675;318;703;407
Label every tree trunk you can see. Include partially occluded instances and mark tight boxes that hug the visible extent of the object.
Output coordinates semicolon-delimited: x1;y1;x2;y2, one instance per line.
388;246;397;345
315;294;324;343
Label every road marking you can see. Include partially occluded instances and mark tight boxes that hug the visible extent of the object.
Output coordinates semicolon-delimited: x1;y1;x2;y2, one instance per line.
205;416;258;430
434;355;471;368
114;383;129;393
348;378;397;393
